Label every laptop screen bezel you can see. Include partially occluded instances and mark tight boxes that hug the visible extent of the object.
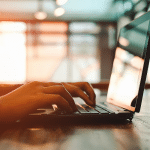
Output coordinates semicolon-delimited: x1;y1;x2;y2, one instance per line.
106;11;150;112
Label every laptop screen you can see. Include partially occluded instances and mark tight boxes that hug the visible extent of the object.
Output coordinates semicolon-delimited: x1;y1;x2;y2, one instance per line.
107;14;150;112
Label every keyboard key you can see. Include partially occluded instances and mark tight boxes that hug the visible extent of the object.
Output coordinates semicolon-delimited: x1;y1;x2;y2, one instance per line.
94;106;109;114
102;102;125;112
81;104;100;114
96;104;116;114
76;104;91;114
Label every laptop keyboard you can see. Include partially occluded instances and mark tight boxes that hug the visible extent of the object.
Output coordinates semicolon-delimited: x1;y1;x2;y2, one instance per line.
52;103;117;115
75;103;115;115
30;103;126;116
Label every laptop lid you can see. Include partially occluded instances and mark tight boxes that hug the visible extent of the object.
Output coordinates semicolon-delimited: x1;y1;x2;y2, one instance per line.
106;11;150;112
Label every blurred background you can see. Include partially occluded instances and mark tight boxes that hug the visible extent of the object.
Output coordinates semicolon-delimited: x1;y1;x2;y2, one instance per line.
0;0;149;84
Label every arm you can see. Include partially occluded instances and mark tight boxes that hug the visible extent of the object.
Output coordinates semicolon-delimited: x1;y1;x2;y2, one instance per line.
0;84;22;96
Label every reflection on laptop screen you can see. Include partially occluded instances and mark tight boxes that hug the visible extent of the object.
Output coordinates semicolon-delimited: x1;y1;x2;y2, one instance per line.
107;19;150;111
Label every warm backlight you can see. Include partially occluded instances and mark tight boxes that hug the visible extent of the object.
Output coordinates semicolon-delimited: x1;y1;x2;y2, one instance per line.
0;21;26;83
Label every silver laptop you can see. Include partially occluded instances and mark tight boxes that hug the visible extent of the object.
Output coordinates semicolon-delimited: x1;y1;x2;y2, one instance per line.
21;11;150;123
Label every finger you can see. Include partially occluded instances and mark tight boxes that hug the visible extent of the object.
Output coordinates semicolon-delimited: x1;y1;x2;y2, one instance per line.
68;82;96;105
82;83;96;105
42;85;77;111
36;82;61;87
42;94;73;113
74;88;94;106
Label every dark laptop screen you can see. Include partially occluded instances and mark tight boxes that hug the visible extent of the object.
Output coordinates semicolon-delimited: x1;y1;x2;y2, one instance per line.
107;16;150;111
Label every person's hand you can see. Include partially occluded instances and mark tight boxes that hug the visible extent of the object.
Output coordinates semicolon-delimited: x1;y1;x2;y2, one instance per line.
0;82;96;106
0;81;96;122
0;81;77;122
43;82;96;106
61;82;96;106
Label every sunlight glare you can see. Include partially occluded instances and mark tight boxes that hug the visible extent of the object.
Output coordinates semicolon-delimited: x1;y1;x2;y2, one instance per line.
0;22;26;83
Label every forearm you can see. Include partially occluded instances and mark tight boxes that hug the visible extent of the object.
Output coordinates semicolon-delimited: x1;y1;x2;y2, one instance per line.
0;82;62;96
0;84;23;96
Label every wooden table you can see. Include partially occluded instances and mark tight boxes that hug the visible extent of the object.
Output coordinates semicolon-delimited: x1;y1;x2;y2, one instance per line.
0;91;150;150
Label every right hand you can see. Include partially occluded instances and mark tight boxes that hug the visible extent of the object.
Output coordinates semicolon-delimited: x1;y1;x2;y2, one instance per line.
0;81;76;122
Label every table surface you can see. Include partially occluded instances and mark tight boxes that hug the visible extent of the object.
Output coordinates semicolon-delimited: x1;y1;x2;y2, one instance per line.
0;91;150;150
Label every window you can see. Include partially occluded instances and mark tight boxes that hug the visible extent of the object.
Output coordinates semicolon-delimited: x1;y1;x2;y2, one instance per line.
0;21;116;84
26;22;68;82
0;21;26;83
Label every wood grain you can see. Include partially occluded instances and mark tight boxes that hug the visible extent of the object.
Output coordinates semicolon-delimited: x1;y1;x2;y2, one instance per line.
0;88;150;149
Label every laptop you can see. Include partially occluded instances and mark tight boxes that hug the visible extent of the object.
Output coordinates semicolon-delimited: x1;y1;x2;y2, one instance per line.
21;11;150;123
